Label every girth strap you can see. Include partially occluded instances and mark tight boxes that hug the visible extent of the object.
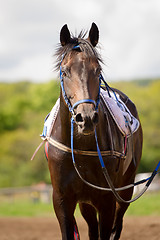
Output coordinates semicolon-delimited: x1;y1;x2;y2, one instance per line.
46;136;125;159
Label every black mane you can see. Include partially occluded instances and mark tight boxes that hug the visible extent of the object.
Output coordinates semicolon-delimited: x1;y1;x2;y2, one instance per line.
54;31;103;72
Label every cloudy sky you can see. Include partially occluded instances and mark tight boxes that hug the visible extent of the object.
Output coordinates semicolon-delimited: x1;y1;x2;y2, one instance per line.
0;0;160;82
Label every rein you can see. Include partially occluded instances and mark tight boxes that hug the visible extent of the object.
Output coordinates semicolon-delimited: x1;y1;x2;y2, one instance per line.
70;111;160;203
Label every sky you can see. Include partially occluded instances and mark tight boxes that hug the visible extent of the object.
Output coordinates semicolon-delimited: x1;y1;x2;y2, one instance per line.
0;0;160;82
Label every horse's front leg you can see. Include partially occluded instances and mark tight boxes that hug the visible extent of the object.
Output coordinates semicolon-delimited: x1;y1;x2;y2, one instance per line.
53;190;77;240
79;202;99;240
98;195;116;240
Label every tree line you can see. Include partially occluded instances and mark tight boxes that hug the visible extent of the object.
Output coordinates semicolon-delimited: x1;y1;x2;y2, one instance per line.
0;79;159;188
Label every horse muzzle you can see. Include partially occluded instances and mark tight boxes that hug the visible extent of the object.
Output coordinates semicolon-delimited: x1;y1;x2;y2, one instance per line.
74;109;99;135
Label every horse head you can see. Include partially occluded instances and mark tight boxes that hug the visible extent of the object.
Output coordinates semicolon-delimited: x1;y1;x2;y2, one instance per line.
58;23;102;135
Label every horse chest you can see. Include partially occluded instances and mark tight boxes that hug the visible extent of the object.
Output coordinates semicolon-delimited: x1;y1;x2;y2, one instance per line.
50;150;122;202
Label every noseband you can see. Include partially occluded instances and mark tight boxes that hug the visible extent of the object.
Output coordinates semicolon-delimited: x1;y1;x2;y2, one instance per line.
59;45;160;203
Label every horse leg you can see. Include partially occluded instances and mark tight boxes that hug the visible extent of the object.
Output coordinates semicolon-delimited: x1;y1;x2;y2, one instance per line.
53;190;78;240
110;187;134;240
98;196;116;240
79;202;99;240
110;202;128;240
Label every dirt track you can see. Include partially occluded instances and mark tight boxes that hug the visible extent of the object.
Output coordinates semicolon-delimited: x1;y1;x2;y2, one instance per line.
0;216;160;240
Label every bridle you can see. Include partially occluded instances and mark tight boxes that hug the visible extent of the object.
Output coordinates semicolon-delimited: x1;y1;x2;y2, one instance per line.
60;57;100;116
59;44;160;203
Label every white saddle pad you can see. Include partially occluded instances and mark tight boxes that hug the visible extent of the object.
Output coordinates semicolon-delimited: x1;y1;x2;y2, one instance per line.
100;89;139;137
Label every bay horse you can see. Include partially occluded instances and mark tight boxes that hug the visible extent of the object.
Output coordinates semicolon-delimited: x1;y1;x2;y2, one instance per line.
47;23;143;240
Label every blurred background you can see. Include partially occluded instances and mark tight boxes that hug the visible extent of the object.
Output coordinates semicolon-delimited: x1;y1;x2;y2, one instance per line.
0;0;160;223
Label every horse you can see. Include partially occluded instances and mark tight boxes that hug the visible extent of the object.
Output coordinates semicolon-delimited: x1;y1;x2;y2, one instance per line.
47;23;143;240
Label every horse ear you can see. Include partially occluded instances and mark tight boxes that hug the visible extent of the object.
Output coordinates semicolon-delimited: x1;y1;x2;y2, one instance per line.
60;24;71;46
88;22;99;47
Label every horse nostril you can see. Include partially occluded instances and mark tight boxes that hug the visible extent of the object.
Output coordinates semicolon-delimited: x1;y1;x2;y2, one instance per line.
75;113;83;123
92;112;99;125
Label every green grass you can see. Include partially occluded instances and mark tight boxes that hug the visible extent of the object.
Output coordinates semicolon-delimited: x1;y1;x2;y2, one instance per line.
0;192;160;217
0;200;54;217
126;192;160;216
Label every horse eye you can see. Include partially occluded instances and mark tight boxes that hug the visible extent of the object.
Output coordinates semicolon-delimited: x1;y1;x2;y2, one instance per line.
95;67;101;76
62;71;67;77
61;67;70;78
